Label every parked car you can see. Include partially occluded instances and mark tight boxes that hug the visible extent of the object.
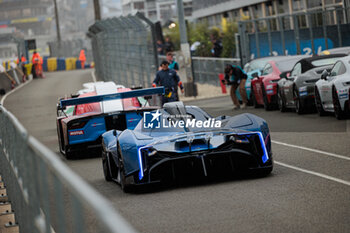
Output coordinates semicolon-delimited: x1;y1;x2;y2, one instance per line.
251;55;308;110
315;55;350;119
102;101;273;192
240;56;287;104
321;46;350;55
56;82;163;159
277;54;346;113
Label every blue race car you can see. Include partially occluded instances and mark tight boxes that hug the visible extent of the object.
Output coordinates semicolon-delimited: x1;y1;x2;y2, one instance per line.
56;83;164;159
101;101;273;192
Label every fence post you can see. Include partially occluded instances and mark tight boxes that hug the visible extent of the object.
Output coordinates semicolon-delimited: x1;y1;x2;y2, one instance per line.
293;15;301;54
307;13;315;55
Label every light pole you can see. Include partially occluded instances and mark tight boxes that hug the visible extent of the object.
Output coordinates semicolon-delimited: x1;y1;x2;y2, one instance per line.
53;0;61;56
176;0;196;96
94;0;102;20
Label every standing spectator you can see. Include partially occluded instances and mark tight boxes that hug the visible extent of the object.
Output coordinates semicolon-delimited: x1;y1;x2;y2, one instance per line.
164;36;174;53
156;40;165;55
153;60;184;104
19;54;28;82
31;52;44;79
224;64;248;109
79;49;86;69
211;38;223;57
166;52;179;71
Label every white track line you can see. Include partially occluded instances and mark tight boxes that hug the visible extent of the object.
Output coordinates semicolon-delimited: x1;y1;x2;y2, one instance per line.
1;77;33;105
272;140;350;161
275;161;350;186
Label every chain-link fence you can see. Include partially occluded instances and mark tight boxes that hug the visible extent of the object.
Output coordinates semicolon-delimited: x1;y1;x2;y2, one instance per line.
0;105;138;233
238;6;350;65
192;57;240;86
48;39;93;62
87;13;158;88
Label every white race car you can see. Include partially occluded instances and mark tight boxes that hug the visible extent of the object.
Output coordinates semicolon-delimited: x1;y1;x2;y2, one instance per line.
315;55;350;119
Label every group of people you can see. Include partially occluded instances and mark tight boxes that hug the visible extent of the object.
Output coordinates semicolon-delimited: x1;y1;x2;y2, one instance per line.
156;37;175;55
152;50;247;109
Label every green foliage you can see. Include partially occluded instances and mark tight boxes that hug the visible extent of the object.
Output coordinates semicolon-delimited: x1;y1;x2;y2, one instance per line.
221;21;238;58
162;19;239;58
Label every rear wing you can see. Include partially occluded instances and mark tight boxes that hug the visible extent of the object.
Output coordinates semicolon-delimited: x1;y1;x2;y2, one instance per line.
60;87;165;108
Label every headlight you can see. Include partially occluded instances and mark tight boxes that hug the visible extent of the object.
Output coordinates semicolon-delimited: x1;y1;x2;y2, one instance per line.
266;84;273;89
299;86;307;92
342;81;350;86
147;148;157;156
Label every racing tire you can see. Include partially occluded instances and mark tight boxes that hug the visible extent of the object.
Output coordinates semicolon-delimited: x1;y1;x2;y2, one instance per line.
277;88;287;112
118;145;132;193
262;85;272;111
332;87;346;120
102;151;113;181
247;90;253;106
315;87;327;116
252;90;259;108
294;88;304;115
64;148;75;160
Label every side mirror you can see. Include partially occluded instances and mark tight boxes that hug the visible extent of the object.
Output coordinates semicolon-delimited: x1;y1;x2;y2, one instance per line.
321;70;328;80
251;72;259;78
279;71;290;79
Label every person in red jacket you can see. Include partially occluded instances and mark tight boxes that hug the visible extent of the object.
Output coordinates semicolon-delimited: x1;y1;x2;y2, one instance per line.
79;49;86;69
31;52;44;78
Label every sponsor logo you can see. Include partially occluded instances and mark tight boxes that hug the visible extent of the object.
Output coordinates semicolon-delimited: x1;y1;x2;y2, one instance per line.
69;130;84;136
143;110;222;129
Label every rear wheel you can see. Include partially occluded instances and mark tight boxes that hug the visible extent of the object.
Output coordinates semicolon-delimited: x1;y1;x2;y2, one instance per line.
315;87;326;116
64;147;74;160
262;85;272;111
251;87;259;108
102;151;113;181
294;88;304;114
118;145;132;193
332;87;346;120
277;88;287;112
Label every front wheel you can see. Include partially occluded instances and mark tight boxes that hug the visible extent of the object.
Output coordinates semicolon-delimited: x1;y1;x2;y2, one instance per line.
332;87;346;120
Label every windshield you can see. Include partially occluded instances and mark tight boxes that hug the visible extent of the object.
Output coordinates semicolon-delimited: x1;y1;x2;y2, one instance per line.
276;58;302;72
249;59;269;71
311;57;341;67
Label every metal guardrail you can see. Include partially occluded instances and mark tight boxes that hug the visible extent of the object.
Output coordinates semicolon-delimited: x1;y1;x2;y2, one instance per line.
0;105;138;233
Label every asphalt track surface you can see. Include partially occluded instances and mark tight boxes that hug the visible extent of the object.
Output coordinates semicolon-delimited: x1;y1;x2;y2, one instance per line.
4;70;350;233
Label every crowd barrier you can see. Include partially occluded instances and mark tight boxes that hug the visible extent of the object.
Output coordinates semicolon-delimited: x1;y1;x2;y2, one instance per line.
0;68;26;96
42;57;93;72
0;106;137;233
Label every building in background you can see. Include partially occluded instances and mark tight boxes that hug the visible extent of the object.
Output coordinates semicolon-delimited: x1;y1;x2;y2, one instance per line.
0;0;53;57
102;0;123;18
0;0;94;58
122;0;192;25
192;0;346;29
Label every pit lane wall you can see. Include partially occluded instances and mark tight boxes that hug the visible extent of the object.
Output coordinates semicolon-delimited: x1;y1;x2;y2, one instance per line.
0;68;25;96
0;105;138;233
